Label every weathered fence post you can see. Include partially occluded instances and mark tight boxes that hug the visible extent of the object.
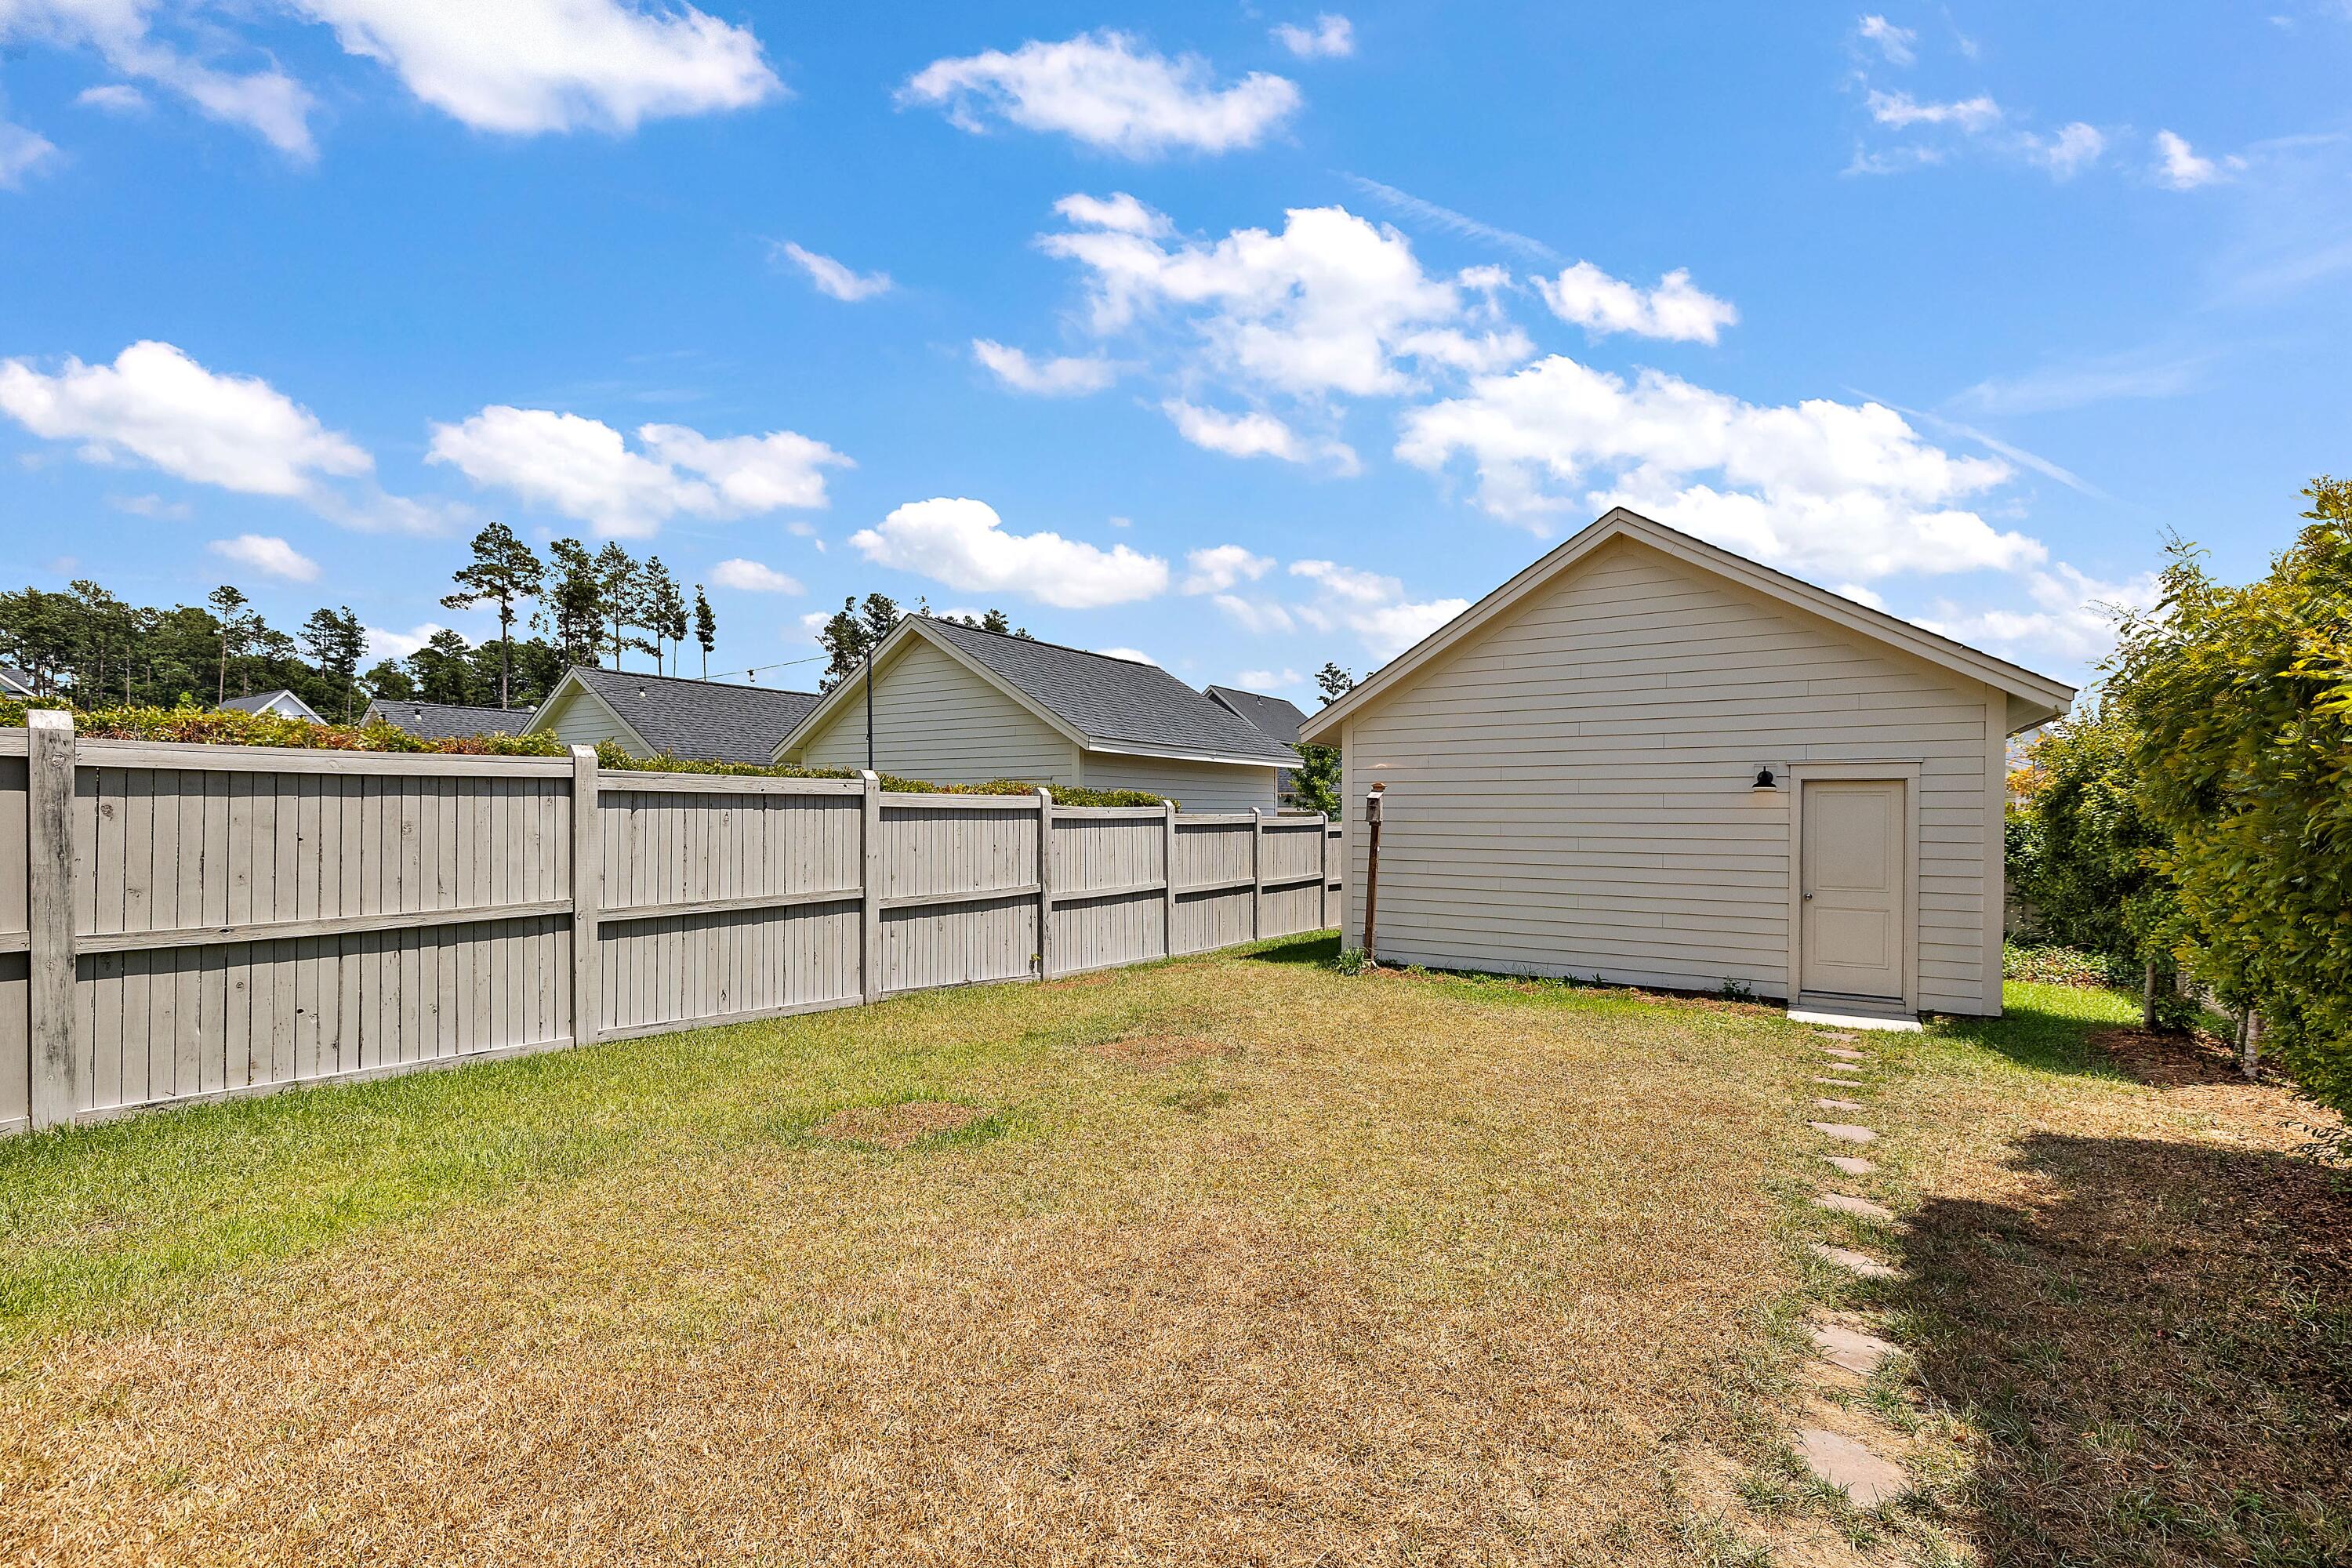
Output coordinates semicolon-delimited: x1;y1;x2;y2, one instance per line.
1362;782;1385;965
27;710;77;1129
1035;786;1055;980
1249;808;1265;942
862;771;884;1003
1161;799;1178;959
568;745;602;1049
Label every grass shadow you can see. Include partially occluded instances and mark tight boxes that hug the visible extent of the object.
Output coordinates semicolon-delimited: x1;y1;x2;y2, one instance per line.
1889;1130;2352;1564
1239;932;1341;966
1935;982;2147;1080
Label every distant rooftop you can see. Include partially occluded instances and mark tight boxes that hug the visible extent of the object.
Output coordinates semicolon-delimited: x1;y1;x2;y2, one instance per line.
1203;684;1308;749
365;699;537;740
565;666;820;764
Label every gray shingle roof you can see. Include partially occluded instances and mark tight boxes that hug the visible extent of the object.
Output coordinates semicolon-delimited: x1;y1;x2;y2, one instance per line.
1203;685;1308;748
218;690;321;720
365;700;537;740
567;666;820;764
916;618;1294;764
0;665;35;697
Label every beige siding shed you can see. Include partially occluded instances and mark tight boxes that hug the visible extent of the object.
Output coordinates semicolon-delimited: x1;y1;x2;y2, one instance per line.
1301;510;2073;1021
792;637;1083;784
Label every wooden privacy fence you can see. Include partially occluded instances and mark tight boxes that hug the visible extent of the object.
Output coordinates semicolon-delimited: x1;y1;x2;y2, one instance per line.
0;713;1341;1134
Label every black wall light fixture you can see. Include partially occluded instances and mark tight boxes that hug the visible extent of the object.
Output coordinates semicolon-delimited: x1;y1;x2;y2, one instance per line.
1752;766;1779;791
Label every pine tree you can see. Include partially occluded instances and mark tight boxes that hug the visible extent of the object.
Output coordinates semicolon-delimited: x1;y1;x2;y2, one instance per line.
593;543;640;670
205;584;252;705
439;521;542;710
299;605;368;720
692;585;716;679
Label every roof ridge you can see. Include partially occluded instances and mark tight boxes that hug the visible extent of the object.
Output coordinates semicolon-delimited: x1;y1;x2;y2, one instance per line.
572;664;817;698
913;614;1148;668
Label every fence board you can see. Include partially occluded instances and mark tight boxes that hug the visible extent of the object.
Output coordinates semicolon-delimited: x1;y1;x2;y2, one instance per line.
0;724;1331;1131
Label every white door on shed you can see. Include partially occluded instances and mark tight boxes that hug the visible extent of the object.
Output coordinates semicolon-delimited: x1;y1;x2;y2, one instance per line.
1799;780;1906;1003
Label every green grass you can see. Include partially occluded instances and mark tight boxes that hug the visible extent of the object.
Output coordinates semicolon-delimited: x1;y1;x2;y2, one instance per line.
2;941;2343;1567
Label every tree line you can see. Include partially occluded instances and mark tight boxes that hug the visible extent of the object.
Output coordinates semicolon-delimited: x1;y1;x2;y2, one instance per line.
0;524;721;718
2009;477;2352;1126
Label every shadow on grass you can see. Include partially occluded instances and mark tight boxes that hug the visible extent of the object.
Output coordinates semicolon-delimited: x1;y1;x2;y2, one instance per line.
1893;1131;2352;1565
1240;933;1341;967
1936;986;2145;1080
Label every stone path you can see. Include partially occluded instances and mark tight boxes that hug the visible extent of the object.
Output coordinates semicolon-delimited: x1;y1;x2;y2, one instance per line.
1793;1025;1912;1509
1809;1322;1899;1375
1794;1428;1906;1508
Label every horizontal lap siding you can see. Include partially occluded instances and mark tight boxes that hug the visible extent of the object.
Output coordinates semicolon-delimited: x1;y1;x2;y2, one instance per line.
1341;539;1998;1013
792;639;1079;786
1078;753;1279;813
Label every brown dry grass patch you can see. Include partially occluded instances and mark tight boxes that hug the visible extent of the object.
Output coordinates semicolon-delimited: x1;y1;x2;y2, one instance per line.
0;943;1809;1566
808;1099;982;1150
1087;1032;1232;1069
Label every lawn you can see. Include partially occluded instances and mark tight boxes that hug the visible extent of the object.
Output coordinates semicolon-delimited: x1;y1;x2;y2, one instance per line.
0;937;2344;1566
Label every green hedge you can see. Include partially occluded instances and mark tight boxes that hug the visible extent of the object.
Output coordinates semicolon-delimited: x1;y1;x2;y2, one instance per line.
0;701;1172;808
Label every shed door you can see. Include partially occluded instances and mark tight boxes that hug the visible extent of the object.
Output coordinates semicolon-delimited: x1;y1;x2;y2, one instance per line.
1799;781;1905;1002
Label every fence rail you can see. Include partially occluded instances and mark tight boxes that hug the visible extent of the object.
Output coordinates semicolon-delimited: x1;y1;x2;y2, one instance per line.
0;715;1341;1134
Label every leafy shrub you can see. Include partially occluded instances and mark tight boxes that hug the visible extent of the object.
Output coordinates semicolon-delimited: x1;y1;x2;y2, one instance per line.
1330;947;1373;976
2003;942;2135;989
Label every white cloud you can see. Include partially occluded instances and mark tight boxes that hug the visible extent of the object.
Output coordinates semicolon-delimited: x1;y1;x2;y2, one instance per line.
773;241;891;302
1044;200;1528;397
107;492;189;519
709;557;802;593
1342;175;1557;263
850;497;1169;608
1181;543;1276;593
1093;645;1158;665
0;119;60;187
1272;14;1353;59
1532;262;1738;343
1856;15;1916;65
0;340;371;496
207;532;318;582
971;339;1122;396
1395;354;2041;579
75;82;147;112
291;0;778;135
1233;666;1304;689
1052;191;1171;236
1212;595;1297;635
1867;90;2002;132
0;0;775;158
900;29;1301;157
0;0;316;156
1918;562;2158;664
1163;399;1359;473
2154;129;2238;189
2025;122;2106;179
1289;559;1467;659
365;621;446;662
426;408;847;536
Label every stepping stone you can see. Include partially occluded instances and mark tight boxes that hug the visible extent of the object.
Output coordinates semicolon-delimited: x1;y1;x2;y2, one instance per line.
1794;1428;1907;1508
1813;1030;1861;1041
1815;1192;1896;1221
1813;1075;1864;1087
1817;1046;1867;1062
1822;1154;1877;1177
1813;1098;1868;1113
1810;1322;1900;1375
1811;1122;1878;1143
1810;1243;1898;1279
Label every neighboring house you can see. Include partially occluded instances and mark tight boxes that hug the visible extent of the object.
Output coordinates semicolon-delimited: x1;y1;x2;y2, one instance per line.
525;666;821;764
1300;508;2075;1023
775;616;1296;811
362;699;538;740
1203;684;1310;804
0;666;36;699
218;689;325;723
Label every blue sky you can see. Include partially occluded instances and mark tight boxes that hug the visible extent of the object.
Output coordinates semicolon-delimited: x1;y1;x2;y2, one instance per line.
2;2;2346;698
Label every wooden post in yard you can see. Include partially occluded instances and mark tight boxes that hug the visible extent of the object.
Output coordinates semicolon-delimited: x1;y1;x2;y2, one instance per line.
1249;807;1265;942
1161;799;1178;959
1361;782;1385;965
1035;786;1055;980
27;709;78;1129
862;771;884;1003
2143;958;2159;1029
568;745;602;1049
